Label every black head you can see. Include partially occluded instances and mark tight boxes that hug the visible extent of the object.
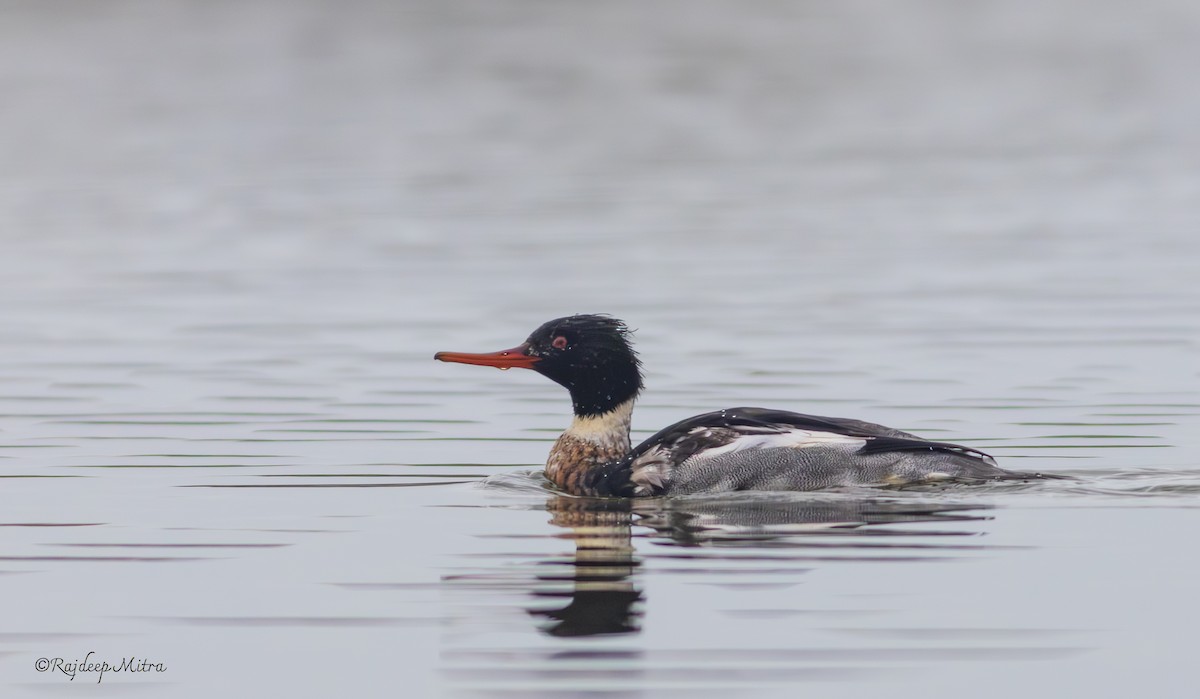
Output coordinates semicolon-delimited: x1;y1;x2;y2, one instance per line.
435;314;643;417
524;315;643;415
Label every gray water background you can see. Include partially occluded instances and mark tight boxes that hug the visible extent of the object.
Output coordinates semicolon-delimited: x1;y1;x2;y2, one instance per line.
1;0;1199;696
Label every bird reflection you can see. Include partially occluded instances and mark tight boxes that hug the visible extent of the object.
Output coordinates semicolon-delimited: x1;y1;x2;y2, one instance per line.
531;493;991;638
531;496;642;636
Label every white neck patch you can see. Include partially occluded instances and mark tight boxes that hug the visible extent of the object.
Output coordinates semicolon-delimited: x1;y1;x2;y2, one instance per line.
566;398;635;447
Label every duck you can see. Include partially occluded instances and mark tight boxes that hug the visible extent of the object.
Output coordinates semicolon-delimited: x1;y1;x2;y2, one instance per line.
434;314;1049;497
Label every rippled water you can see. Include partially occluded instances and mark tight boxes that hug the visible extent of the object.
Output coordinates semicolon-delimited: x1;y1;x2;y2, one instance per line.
2;0;1199;697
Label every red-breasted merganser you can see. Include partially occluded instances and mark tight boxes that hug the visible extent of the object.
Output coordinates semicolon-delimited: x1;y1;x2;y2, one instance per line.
435;314;1048;497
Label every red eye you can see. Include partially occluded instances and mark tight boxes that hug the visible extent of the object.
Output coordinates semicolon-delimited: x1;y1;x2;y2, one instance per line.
552;336;568;349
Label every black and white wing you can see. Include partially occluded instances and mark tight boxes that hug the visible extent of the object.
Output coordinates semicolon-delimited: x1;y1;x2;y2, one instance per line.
625;407;1004;496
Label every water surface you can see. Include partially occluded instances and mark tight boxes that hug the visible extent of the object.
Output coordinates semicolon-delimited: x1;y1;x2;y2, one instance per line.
1;1;1198;697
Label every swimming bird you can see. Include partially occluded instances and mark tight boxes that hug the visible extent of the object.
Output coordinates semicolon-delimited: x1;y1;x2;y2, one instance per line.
435;314;1047;497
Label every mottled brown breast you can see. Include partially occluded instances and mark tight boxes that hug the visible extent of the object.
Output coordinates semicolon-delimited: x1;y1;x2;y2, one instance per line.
546;433;625;496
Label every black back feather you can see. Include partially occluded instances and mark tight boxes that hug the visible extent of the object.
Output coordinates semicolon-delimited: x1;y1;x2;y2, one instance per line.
630;406;995;465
